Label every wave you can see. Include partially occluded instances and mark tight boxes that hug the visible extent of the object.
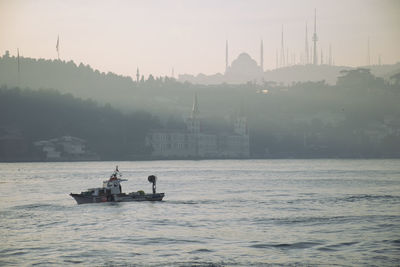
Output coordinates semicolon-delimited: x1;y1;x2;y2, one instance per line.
273;194;400;206
150;261;228;267
12;203;66;211
189;248;214;254
317;241;359;251
63;259;84;264
122;237;205;246
392;239;400;246
250;241;322;250
165;200;219;205
340;194;400;202
256;214;400;226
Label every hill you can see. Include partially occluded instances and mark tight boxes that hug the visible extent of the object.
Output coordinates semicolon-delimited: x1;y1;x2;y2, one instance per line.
1;52;400;160
2;51;400;116
0;86;159;161
179;63;400;85
0;51;137;109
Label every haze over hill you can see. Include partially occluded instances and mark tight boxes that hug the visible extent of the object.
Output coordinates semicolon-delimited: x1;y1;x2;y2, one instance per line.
179;58;400;85
1;52;400;161
1;52;400;112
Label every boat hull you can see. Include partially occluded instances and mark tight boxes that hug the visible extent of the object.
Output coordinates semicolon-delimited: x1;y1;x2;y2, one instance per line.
70;193;165;204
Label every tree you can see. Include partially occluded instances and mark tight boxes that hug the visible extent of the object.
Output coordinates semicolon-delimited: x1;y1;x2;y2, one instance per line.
390;72;400;86
336;68;384;89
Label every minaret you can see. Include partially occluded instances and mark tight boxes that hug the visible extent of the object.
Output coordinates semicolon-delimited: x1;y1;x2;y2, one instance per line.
56;35;60;60
286;48;289;66
329;44;332;65
191;93;200;119
234;113;248;136
367;37;370;66
171;67;174;78
276;49;278;69
260;39;264;71
305;22;309;64
17;48;20;86
312;8;318;65
225;40;229;72
320;48;323;65
136;67;140;83
186;93;200;157
280;25;285;67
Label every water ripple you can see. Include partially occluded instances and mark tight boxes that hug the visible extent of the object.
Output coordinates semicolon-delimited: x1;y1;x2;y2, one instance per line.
250;241;322;250
1;160;400;266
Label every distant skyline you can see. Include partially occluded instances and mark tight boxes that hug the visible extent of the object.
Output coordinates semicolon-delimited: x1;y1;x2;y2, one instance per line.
1;0;399;78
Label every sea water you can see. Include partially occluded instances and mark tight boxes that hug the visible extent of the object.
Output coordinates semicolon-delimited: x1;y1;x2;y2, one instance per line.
1;159;399;266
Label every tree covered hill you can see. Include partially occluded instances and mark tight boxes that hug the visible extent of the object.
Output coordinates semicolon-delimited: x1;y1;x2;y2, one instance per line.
0;51;137;109
0;86;159;160
2;51;400;116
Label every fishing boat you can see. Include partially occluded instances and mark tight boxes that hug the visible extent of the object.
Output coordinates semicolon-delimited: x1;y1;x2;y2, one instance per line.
70;167;164;204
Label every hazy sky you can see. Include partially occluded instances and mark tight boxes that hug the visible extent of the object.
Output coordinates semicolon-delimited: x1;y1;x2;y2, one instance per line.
1;0;399;78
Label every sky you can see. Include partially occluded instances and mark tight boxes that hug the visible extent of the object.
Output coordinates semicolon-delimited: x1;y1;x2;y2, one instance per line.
1;0;399;78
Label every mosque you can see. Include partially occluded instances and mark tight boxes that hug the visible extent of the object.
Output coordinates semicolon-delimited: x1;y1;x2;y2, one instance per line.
178;40;264;84
178;10;328;85
224;52;264;83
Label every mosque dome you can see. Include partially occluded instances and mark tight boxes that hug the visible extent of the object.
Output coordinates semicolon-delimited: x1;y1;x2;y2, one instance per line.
226;52;263;79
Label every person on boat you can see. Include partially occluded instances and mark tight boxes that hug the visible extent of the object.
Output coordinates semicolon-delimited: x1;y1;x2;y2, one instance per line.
110;172;118;181
109;166;120;181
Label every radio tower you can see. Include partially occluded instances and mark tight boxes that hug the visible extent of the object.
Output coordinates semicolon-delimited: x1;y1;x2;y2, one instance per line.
305;22;309;64
312;9;318;65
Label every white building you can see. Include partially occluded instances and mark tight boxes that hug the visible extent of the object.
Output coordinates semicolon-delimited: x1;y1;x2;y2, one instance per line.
146;95;249;158
34;135;98;161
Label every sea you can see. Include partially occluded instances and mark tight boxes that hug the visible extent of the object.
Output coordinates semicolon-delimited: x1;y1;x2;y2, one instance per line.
0;159;399;266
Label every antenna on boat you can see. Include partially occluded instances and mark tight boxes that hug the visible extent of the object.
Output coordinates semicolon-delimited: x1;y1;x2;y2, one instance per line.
148;175;157;194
